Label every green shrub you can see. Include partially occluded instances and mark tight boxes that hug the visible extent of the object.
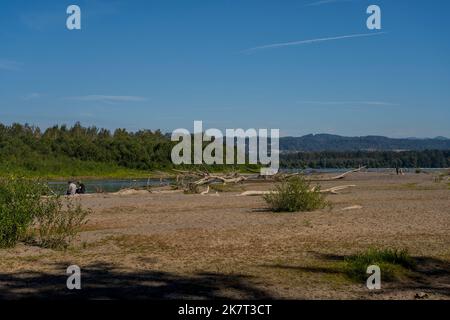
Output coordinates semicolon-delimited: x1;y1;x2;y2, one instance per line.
0;177;46;248
0;176;90;250
263;176;329;212
34;197;90;250
344;248;415;281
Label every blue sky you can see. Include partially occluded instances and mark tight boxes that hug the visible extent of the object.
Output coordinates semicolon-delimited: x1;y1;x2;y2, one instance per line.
1;0;449;137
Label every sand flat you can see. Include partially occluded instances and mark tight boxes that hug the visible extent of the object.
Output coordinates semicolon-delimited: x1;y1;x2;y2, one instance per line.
1;172;449;299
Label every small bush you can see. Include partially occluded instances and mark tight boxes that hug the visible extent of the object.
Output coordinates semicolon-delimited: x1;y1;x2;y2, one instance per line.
0;177;46;248
34;197;90;250
0;176;90;250
263;176;329;212
344;248;415;281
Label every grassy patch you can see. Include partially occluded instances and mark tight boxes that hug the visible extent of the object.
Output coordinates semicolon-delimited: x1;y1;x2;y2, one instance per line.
382;183;443;191
33;199;91;250
264;177;329;212
109;235;170;254
343;248;415;282
400;183;418;190
0;158;155;180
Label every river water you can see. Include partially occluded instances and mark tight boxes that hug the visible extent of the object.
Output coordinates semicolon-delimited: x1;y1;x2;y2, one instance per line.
48;178;173;194
47;168;446;194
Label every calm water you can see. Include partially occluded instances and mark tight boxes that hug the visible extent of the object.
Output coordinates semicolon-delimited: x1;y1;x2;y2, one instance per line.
48;178;173;194
48;168;447;194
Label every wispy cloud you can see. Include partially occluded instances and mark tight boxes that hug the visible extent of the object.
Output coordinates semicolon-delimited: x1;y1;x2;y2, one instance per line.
66;95;148;103
305;0;354;7
22;92;43;100
242;32;386;54
0;59;22;71
298;100;399;106
20;12;61;31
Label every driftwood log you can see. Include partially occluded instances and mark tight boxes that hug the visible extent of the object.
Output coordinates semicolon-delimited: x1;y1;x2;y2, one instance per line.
238;185;356;197
172;166;365;194
306;166;366;181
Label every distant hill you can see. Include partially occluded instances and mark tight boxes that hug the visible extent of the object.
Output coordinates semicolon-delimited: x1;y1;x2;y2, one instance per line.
280;134;450;152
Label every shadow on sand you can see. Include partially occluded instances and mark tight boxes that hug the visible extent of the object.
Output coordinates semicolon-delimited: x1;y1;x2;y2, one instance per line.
260;252;450;297
0;262;273;300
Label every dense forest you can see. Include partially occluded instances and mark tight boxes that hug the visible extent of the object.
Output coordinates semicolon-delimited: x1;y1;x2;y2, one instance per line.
0;122;174;177
1;123;449;178
280;134;450;151
280;150;450;169
0;122;256;177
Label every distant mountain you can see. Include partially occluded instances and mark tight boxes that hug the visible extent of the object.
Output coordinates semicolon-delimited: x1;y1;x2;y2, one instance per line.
280;134;450;152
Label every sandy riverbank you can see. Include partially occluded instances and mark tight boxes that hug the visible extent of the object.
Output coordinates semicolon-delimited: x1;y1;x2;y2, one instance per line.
1;172;449;299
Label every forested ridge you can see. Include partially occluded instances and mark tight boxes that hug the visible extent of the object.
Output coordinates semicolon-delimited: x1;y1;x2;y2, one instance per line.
281;150;450;169
280;134;450;151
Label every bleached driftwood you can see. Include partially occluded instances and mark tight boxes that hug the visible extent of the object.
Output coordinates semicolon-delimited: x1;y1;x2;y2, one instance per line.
192;175;247;186
341;205;363;211
200;186;210;195
238;190;272;196
238;185;356;196
307;167;366;181
320;185;357;194
246;166;366;183
173;166;364;194
173;168;248;193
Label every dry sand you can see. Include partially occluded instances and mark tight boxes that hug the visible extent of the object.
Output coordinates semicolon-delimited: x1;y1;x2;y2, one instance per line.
0;172;449;299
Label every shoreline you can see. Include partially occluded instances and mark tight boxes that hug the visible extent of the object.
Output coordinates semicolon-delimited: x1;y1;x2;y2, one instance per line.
1;167;447;182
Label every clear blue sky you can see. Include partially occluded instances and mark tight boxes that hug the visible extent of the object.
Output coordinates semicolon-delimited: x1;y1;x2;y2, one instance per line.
1;0;449;138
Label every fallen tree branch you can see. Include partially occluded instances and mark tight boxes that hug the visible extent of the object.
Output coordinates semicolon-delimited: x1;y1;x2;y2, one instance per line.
306;167;366;181
173;169;248;193
238;185;356;196
319;185;357;194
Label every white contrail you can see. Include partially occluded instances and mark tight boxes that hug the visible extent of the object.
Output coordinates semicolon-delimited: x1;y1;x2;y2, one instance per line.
67;95;147;102
305;0;353;7
242;32;386;54
297;100;399;106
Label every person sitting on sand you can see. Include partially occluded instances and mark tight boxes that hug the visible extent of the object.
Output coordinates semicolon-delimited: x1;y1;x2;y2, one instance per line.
76;181;86;194
67;181;77;196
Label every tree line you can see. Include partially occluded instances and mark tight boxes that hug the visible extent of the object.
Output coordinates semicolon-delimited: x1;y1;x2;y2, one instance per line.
0;122;174;177
1;123;449;178
280;150;450;169
0;122;256;177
